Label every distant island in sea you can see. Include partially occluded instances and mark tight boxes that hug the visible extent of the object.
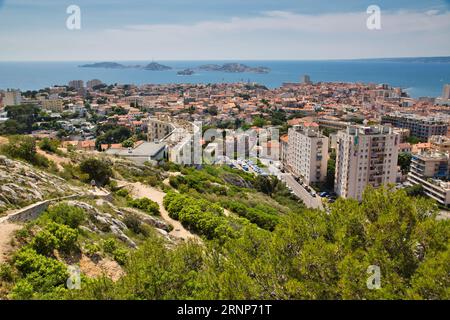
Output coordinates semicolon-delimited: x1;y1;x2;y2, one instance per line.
79;62;271;74
79;61;173;71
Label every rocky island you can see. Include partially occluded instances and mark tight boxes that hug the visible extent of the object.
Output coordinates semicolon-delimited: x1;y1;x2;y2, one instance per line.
79;61;172;71
143;62;172;71
177;69;195;76
79;62;129;69
198;63;270;74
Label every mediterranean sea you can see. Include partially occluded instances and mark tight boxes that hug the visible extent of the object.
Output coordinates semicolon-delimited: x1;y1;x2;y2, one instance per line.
0;60;449;98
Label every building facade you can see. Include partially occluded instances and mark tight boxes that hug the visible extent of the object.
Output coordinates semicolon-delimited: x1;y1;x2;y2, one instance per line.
287;123;329;185
3;89;22;106
335;125;399;201
381;113;448;140
408;152;450;206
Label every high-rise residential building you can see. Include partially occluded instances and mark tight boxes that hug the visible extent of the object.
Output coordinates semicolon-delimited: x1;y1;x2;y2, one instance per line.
381;112;448;140
286;123;329;185
442;84;450;100
302;74;312;85
408;151;450;206
3;89;22;106
87;79;104;89
335;125;399;201
68;80;84;90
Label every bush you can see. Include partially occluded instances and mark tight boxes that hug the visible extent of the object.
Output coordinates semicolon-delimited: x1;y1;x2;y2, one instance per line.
45;203;86;228
102;238;118;254
0;263;14;282
163;193;235;241
32;223;79;255
0;136;49;168
39;138;60;153
47;222;78;253
123;213;148;235
115;189;130;198
31;229;59;256
113;248;128;265
79;158;113;186
84;243;101;257
127;197;160;215
102;239;128;265
221;200;279;231
13;247;69;296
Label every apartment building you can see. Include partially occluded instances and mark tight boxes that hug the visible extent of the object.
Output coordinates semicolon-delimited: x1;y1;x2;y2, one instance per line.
87;79;104;90
408;152;450;206
3;89;22;106
42;99;64;112
287;123;329;185
381;112;448;140
68;80;84;90
442;84;450;100
146;118;175;142
429;135;450;153
335;125;399;201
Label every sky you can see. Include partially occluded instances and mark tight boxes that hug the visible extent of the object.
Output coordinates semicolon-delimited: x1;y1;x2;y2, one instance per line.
0;0;449;61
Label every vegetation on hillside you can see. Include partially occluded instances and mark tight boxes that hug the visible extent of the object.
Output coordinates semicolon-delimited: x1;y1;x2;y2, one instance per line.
67;186;449;300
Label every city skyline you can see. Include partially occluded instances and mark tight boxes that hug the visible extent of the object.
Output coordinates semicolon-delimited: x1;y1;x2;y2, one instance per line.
0;0;450;61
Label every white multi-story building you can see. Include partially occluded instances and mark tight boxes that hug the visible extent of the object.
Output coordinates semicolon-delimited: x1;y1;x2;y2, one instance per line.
408;151;450;206
442;84;450;100
287;123;329;185
86;79;104;90
68;80;84;90
335;125;399;201
3;89;22;106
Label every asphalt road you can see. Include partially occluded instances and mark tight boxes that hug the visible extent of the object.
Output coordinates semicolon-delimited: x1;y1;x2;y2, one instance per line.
282;174;324;210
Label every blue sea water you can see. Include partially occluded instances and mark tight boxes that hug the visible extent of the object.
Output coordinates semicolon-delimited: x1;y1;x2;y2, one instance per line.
0;60;449;98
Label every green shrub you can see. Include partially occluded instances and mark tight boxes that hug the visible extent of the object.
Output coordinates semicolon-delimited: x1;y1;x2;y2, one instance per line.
79;158;113;186
45;203;86;228
0;136;49;168
47;222;78;253
13;247;69;295
102;238;118;254
163;193;235;241
39;138;60;153
0;263;14;282
31;223;79;255
84;243;101;257
115;189;130;198
127;197;160;215
31;229;59;256
113;248;128;266
123;213;148;235
10;279;34;300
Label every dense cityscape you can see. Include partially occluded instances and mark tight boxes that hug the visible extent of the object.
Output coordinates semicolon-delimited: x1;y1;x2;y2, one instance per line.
3;78;450;206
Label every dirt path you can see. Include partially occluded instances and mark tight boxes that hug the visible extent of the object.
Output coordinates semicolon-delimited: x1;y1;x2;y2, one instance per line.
127;182;199;242
0;222;20;264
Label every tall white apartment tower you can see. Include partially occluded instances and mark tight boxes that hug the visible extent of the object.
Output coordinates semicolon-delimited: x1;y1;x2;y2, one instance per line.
287;123;329;185
335;125;399;201
3;89;22;106
442;84;450;100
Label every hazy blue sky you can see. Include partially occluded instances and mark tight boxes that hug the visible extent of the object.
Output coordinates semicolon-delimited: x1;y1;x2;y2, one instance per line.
0;0;449;61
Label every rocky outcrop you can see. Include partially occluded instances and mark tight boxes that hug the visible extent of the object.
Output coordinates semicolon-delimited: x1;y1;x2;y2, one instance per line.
221;172;253;189
66;201;137;248
0;155;81;214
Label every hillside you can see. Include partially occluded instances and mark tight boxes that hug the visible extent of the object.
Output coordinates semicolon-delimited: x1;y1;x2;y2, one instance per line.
0;135;448;300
